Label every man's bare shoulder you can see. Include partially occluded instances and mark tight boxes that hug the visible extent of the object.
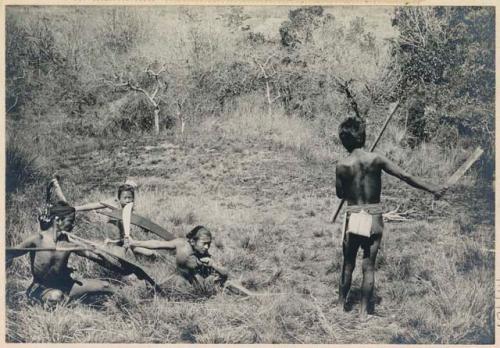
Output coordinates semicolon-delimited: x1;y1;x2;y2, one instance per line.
336;154;355;170
31;231;45;243
337;149;372;166
370;151;389;165
336;157;349;168
176;240;199;269
176;240;193;259
19;231;47;248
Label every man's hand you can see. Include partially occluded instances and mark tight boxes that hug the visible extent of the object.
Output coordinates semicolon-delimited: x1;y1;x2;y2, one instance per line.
127;238;138;248
199;257;213;267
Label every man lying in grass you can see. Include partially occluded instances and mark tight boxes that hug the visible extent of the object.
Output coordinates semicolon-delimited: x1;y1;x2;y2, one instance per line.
335;116;447;319
6;201;116;307
73;180;158;259
129;225;255;297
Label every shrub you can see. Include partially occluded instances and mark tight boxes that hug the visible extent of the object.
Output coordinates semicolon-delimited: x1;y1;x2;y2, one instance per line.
6;141;44;195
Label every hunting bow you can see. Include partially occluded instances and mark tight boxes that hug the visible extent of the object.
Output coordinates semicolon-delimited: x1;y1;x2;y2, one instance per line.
330;100;401;224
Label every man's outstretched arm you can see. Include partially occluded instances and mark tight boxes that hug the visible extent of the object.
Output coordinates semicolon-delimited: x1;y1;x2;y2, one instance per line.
7;234;41;265
129;238;182;250
377;154;445;196
74;198;118;212
74;202;106;212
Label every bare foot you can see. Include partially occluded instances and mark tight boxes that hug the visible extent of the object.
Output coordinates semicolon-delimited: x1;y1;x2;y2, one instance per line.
121;274;138;284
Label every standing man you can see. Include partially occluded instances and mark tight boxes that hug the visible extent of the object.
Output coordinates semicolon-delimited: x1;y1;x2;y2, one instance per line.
335;116;446;319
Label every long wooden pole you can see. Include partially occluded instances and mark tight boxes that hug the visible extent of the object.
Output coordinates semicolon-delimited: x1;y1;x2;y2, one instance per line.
445;147;483;187
7;247;91;252
330;100;401;223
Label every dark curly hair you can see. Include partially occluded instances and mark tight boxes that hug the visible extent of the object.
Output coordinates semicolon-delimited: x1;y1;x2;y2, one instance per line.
186;225;212;241
117;184;135;200
39;201;76;231
338;117;366;152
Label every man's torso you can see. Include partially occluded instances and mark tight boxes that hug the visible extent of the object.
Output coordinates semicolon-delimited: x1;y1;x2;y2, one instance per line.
337;149;383;205
30;232;73;285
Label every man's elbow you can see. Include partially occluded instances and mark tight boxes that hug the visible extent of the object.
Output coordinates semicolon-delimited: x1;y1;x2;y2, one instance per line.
404;174;419;187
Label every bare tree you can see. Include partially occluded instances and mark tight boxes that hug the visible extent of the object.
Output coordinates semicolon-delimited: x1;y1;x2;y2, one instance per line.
175;97;187;138
332;75;363;119
105;63;167;135
253;54;281;116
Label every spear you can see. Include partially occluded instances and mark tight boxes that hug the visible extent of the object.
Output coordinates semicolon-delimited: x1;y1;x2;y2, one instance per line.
330;100;401;224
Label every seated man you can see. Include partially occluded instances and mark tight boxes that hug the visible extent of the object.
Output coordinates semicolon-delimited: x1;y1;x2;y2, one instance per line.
129;226;254;297
73;180;158;258
7;201;116;307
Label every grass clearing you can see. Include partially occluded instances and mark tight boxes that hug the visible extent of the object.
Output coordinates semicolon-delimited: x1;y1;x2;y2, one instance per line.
6;108;494;343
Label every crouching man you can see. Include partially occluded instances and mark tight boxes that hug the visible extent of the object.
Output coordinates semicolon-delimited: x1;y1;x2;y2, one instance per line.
129;226;254;297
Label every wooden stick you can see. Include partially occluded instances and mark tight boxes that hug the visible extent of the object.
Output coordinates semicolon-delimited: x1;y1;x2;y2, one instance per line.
66;233;161;291
330;100;401;223
50;176;68;203
446;147;483;187
224;280;256;297
7;247;91;252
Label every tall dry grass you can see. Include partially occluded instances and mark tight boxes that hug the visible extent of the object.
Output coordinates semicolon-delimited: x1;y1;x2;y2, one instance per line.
6;56;494;347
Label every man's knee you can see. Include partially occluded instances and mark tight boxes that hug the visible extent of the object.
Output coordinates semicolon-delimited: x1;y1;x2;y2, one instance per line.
362;259;375;273
42;289;66;304
344;261;355;274
99;280;112;292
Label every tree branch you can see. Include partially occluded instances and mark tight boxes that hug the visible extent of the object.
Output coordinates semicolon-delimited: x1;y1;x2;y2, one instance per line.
146;64;167;78
333;75;362;118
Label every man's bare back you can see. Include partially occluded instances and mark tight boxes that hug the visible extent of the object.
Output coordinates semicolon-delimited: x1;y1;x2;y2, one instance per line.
336;148;444;204
336;149;383;205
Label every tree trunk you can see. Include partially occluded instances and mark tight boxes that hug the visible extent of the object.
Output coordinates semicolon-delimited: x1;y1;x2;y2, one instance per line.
266;80;272;116
153;107;160;135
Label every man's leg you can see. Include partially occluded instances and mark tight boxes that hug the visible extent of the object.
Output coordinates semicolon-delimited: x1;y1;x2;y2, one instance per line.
360;233;382;319
69;279;113;300
339;234;360;310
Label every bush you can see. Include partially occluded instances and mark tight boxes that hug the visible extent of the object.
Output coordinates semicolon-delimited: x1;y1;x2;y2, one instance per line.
106;97;175;134
279;6;327;47
6;141;44;195
392;7;494;178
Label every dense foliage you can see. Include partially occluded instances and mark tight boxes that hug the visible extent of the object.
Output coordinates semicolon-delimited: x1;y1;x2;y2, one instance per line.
392;7;494;165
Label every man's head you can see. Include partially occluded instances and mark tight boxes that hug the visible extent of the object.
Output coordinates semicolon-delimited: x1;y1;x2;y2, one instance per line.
39;201;76;232
117;184;135;207
338;116;366;152
187;225;212;256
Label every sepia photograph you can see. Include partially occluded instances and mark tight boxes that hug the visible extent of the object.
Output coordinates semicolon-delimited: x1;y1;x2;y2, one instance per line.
4;3;495;344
